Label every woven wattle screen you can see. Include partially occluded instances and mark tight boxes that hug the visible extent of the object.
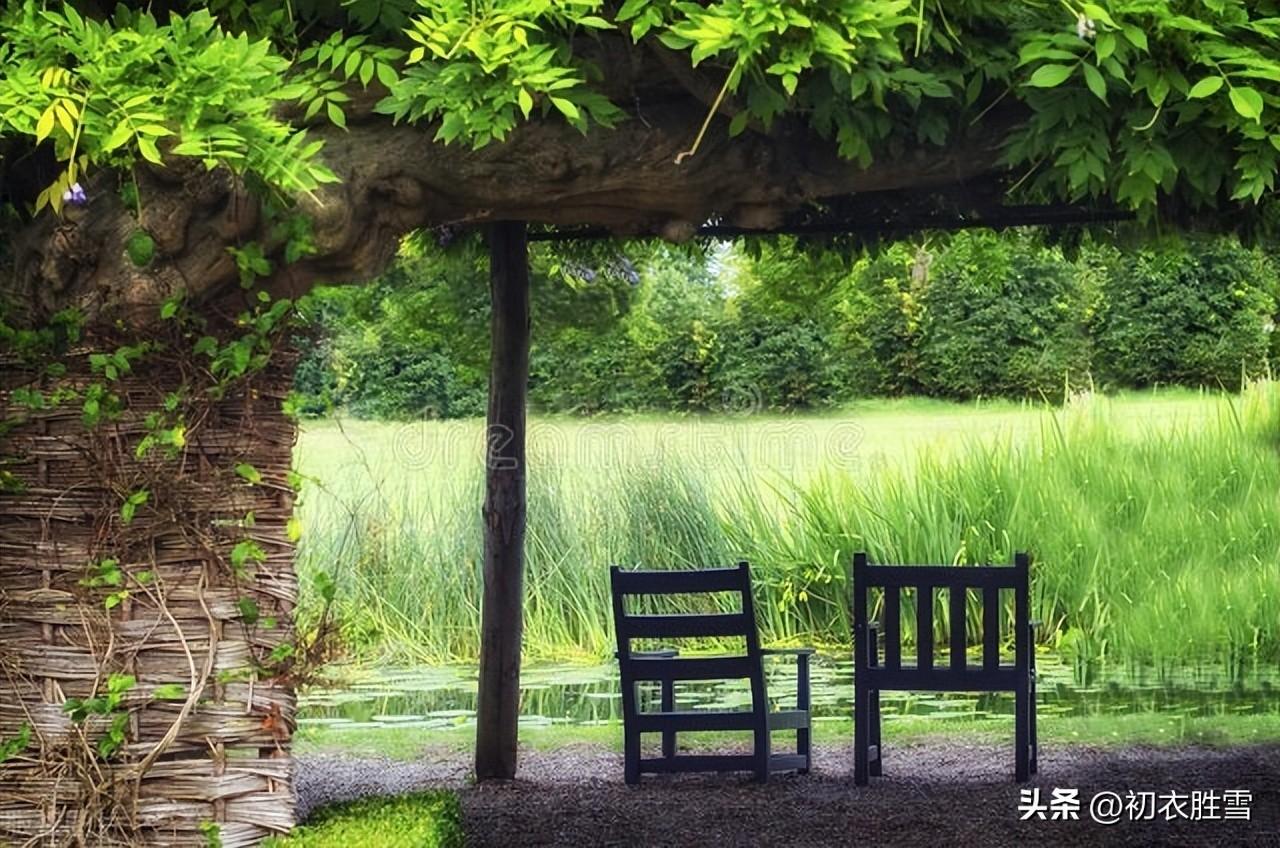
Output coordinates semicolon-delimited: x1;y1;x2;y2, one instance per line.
0;348;298;846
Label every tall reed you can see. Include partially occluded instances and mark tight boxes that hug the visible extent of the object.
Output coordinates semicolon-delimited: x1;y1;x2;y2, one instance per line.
296;382;1280;671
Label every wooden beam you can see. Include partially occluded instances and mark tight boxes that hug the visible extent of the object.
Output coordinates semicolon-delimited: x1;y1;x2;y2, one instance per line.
526;204;1134;242
474;221;531;781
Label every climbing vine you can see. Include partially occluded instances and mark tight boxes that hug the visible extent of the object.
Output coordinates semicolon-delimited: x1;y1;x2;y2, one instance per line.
0;227;346;842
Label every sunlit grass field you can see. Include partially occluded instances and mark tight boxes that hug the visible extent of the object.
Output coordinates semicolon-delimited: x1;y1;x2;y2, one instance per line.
294;383;1280;672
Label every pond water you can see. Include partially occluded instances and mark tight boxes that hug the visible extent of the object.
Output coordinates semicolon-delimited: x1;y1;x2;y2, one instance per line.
298;654;1280;734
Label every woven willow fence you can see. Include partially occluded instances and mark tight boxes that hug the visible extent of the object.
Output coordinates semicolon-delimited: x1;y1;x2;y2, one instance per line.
0;347;299;846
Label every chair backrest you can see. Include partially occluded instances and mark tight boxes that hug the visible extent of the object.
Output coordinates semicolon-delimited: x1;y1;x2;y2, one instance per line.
610;562;766;720
853;552;1031;686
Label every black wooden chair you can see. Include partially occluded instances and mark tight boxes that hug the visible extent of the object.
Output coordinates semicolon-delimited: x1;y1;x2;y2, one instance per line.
853;551;1038;783
610;561;814;784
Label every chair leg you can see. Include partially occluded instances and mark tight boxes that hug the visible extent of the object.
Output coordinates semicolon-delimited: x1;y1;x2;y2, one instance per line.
868;688;882;777
797;654;811;774
624;728;640;785
661;678;676;761
854;682;869;786
754;722;771;783
1029;673;1039;775
1015;683;1030;783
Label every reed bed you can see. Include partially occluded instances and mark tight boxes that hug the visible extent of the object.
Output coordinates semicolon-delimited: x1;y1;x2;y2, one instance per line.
295;382;1280;674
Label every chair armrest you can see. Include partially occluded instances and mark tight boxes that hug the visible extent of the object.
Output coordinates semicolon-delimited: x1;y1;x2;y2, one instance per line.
615;648;679;659
760;648;816;656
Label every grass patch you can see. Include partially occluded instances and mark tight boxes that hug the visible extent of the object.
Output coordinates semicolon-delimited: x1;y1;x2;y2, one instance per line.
295;713;1280;762
266;791;463;848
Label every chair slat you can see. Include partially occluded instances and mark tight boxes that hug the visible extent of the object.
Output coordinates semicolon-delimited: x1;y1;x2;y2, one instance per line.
949;586;967;672
865;667;1022;692
883;587;901;670
627;656;754;681
983;586;1000;671
916;585;933;671
612;567;747;596
862;565;1019;589
623;612;751;639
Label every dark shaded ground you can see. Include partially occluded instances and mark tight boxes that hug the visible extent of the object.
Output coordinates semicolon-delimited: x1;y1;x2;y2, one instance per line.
296;742;1280;847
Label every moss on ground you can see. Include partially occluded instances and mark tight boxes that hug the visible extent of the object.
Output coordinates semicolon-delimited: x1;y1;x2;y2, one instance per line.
266;791;463;848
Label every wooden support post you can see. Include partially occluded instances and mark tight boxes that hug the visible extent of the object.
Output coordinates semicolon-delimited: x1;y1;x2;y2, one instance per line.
475;221;531;781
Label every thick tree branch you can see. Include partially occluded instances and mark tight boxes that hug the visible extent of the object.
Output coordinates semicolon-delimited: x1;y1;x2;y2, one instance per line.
4;96;1019;331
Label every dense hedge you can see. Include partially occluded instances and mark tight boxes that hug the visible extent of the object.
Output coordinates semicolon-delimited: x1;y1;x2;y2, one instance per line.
293;233;1278;418
1092;240;1277;390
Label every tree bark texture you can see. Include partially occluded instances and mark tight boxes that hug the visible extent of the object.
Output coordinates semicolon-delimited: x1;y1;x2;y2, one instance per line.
474;221;530;782
2;80;1021;333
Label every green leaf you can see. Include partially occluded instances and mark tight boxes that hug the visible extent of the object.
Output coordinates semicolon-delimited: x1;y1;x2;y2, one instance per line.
137;136;163;165
1121;25;1148;51
1230;86;1264;122
107;674;136;696
1081;4;1116;28
102;120;133;153
120;490;147;524
286;516;303;543
127;231;156;268
1027;64;1074;88
1094;32;1116;64
35;106;55;143
617;0;648;20
327;101;347;129
235;463;263;485
1082;63;1107;102
153;683;186;701
314;571;337;603
1188;77;1224;99
0;724;32;764
550;97;580;121
237;596;260;625
230;539;266;571
376;62;398;88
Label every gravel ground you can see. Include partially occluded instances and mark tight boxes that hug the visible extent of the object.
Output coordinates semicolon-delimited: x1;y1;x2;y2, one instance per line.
296;742;1280;847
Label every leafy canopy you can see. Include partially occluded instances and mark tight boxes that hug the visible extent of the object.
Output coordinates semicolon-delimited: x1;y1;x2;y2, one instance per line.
1;0;1279;221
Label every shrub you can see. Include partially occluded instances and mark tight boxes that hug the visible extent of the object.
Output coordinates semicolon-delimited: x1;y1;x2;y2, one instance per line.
839;243;925;395
915;231;1090;400
1091;237;1277;389
715;315;846;410
530;326;661;414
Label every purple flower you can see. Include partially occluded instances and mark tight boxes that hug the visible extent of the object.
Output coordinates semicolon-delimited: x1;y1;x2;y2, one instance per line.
62;182;87;206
